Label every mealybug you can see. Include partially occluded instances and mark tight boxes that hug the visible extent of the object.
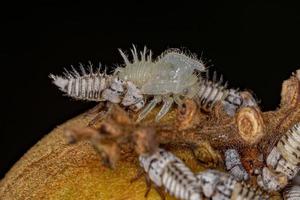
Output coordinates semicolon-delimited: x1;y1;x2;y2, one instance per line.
50;46;257;121
139;148;202;200
258;122;300;191
224;149;249;181
139;148;266;200
283;184;300;200
50;46;206;122
195;71;257;116
196;169;266;200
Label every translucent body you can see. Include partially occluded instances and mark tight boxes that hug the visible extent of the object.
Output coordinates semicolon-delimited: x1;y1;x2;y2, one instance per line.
117;47;204;96
117;46;205;121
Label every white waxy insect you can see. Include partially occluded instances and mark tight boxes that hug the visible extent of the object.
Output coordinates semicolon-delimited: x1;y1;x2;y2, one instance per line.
195;71;257;116
283;173;300;200
50;46;257;121
49;63;111;101
257;167;288;191
49;62;146;110
283;185;300;200
139;148;202;200
224;149;249;181
196;169;266;200
258;122;300;191
139;148;267;200
50;46;206;122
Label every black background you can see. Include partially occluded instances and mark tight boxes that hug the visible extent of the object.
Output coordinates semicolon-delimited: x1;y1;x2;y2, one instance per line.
1;1;300;178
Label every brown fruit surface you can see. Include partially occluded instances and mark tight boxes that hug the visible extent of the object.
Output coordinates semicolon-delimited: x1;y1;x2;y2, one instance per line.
0;111;205;200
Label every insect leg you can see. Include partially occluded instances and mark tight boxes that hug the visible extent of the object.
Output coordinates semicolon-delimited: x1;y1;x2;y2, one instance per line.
137;96;162;122
144;175;152;198
174;95;184;108
155;96;174;122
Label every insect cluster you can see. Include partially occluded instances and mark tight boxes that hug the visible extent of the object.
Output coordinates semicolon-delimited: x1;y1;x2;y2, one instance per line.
50;45;256;122
258;123;300;191
139;148;267;200
50;46;300;200
139;148;201;200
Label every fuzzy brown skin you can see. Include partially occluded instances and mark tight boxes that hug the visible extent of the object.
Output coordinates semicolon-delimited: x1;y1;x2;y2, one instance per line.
0;111;207;200
1;70;299;199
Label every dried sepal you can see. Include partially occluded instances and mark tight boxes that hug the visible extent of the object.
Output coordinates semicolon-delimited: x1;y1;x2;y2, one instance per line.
63;105;161;168
92;141;120;169
64;126;101;144
108;104;133;125
132;127;158;155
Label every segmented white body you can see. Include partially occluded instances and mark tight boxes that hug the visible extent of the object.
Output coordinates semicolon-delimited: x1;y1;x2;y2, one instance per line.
50;46;257;121
50;46;206;122
49;64;145;111
139;148;202;200
258;122;300;191
196;71;257;116
283;173;300;200
139;148;266;200
196;170;266;200
49;64;110;101
283;185;300;200
225;149;249;181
